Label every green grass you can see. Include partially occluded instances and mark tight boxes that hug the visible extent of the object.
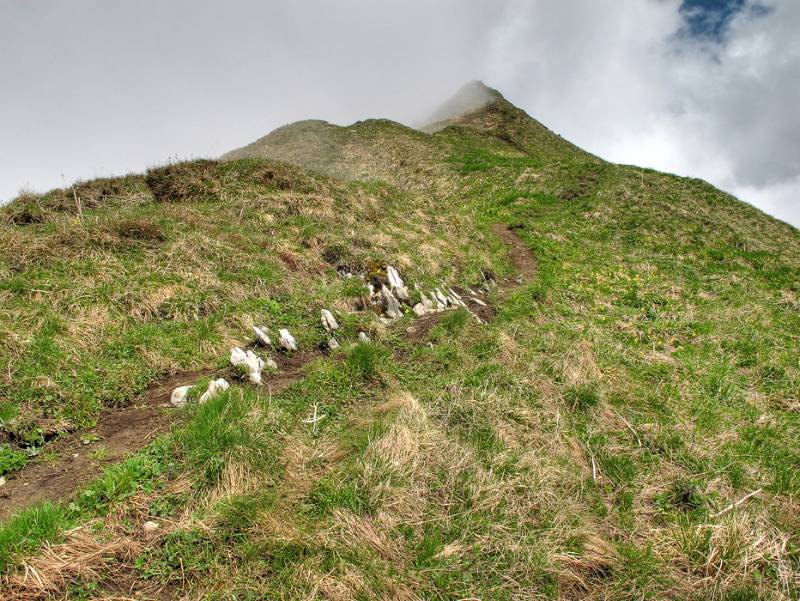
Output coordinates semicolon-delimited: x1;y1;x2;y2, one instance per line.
0;86;798;600
0;503;69;571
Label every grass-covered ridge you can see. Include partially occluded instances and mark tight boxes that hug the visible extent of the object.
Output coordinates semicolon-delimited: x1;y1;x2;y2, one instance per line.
0;83;798;599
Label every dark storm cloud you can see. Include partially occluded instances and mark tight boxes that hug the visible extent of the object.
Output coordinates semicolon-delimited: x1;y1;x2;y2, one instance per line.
0;0;798;226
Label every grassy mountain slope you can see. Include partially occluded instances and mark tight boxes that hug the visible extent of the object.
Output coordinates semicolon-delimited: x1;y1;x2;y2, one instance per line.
0;83;798;600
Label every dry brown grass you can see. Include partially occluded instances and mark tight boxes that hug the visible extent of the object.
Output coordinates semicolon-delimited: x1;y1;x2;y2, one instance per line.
2;527;143;601
560;340;602;388
553;533;619;598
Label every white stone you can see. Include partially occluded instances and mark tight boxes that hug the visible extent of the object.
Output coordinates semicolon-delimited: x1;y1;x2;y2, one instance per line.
246;351;266;384
412;303;428;317
143;521;160;533
387;265;403;289
170;385;192;408
0;477;6;487
387;266;409;300
199;378;230;404
253;326;271;347
328;338;340;350
447;291;466;308
469;296;487;307
358;331;371;343
382;285;403;319
264;357;278;370
279;328;298;352
417;292;435;312
231;347;266;384
321;309;339;332
230;347;248;366
433;289;448;309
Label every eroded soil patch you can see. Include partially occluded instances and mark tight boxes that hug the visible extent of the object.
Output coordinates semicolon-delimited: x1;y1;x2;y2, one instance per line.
0;371;201;521
493;223;538;283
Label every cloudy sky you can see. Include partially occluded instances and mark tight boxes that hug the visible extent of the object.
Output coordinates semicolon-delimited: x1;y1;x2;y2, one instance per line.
1;0;798;227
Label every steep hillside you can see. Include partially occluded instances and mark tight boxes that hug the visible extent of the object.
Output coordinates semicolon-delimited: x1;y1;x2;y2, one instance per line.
0;83;798;600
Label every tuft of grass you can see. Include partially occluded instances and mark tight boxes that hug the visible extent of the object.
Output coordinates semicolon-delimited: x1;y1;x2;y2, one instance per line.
0;503;69;571
346;342;390;382
145;159;221;203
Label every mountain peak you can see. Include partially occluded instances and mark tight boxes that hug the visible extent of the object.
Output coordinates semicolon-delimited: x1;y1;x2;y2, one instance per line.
421;81;504;132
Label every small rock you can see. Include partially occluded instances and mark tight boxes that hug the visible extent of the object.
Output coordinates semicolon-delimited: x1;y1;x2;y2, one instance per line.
387;265;409;300
469;296;487;307
382;285;403;319
412;303;428;317
328;338;340;350
231;347;266;385
445;288;465;307
0;477;6;487
142;521;160;533
432;289;448;309
321;309;339;332
199;378;230;404
230;346;248;366
264;357;278;370
279;328;298;352
358;331;371;343
253;326;272;347
170;385;192;408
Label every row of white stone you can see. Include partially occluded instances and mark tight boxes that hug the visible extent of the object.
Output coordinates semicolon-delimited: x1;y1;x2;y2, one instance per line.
368;265;488;321
169;265;482;408
170;325;314;407
169;305;356;407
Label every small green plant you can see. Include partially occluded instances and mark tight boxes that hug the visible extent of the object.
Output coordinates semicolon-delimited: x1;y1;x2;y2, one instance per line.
0;502;69;570
346;341;389;381
135;528;215;582
90;446;108;461
655;479;706;517
438;307;470;335
0;402;17;427
0;444;27;476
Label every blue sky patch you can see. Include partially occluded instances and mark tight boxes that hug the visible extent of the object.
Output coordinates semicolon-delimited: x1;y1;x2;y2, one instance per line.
679;0;770;41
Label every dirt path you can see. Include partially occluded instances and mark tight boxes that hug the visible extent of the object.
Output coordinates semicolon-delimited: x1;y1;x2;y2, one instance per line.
0;225;536;523
492;223;538;283
0;354;314;522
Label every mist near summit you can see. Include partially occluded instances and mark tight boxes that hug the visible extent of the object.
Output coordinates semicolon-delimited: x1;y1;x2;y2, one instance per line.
1;0;797;226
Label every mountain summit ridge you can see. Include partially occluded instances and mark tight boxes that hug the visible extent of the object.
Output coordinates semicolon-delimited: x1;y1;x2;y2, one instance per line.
222;81;595;184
